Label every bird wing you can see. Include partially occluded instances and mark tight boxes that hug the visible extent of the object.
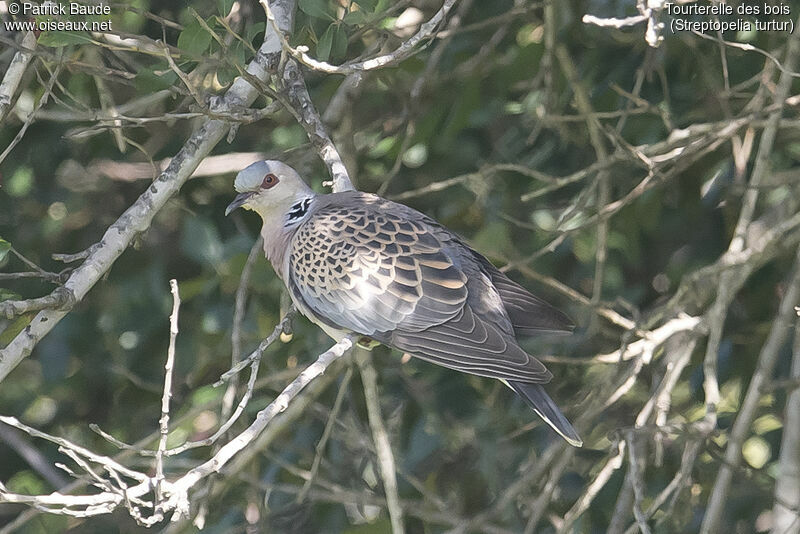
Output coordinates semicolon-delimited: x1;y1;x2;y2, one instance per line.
288;192;551;383
469;253;575;336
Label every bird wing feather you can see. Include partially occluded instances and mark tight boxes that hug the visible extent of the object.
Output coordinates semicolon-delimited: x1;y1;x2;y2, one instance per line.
288;192;552;384
469;253;575;336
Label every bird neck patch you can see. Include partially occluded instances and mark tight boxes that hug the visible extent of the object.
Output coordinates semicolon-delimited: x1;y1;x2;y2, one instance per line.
285;197;313;226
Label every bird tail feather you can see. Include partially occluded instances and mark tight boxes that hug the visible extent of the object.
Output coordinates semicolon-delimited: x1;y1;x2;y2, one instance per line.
505;380;583;447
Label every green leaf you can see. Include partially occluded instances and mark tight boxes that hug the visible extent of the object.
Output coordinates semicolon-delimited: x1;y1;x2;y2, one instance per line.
0;288;21;302
0;239;10;262
331;24;348;61
38;31;91;47
317;24;335;61
356;0;379;11
368;136;397;158
177;20;212;55
0;314;33;348
191;385;224;406
246;22;266;43
135;68;178;93
217;42;246;85
7;166;33;197
374;0;392;14
344;519;392;534
218;0;234;16
343;10;366;25
217;67;237;86
299;0;334;20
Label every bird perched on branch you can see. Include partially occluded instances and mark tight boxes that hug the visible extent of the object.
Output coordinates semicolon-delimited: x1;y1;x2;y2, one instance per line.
226;160;582;446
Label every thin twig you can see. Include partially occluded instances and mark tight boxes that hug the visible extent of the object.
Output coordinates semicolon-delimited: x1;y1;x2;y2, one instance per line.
297;367;353;503
273;57;354;192
356;349;405;534
702;245;800;533
155;280;181;507
161;45;205;109
224;236;264;419
263;0;457;75
625;432;653;534
162;335;356;520
771;312;800;533
0;59;63;166
554;441;626;534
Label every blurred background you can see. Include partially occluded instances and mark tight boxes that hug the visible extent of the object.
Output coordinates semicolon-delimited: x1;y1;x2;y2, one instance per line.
2;0;800;532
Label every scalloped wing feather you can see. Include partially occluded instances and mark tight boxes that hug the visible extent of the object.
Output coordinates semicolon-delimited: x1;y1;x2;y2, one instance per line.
287;192;554;383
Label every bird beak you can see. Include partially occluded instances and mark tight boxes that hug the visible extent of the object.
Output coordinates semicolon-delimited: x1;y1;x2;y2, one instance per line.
225;192;254;216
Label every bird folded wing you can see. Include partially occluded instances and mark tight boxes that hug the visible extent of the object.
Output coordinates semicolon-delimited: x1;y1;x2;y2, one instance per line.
387;305;553;383
288;196;553;383
289;201;467;335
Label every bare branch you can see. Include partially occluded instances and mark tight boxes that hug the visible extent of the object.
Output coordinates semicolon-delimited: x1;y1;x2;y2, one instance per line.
0;416;148;484
772;315;800;533
356;348;405;534
297;367;353;503
701;26;800;532
0;332;354;522
161;334;355;520
154;280;181;510
625;432;653;534
0;287;74;319
622;440;702;534
0;424;69;489
582;0;665;47
582;14;646;28
276;59;354;192
0;31;36;123
702;245;800;533
0;58;62;166
0;1;296;383
555;441;626;534
263;0;457;75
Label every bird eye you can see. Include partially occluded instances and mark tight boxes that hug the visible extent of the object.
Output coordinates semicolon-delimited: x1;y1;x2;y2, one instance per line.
261;173;279;189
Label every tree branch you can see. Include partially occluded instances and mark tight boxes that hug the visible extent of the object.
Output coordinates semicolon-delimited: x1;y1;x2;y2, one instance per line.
355;348;405;534
264;0;457;75
0;1;296;383
0;31;36;123
772;314;800;533
701;245;800;533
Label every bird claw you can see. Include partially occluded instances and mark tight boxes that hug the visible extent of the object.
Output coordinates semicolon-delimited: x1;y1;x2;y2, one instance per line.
357;336;379;350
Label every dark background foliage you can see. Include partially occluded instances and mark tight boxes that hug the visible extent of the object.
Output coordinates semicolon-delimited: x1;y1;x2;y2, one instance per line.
2;0;800;532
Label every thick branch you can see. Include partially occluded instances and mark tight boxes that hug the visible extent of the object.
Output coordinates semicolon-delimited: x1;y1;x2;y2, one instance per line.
0;1;296;383
278;59;354;192
0;31;36;123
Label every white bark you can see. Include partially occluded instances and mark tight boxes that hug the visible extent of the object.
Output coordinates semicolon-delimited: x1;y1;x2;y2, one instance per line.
0;1;296;383
0;31;37;123
772;321;800;534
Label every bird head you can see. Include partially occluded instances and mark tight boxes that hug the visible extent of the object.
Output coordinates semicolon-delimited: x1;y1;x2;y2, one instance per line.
225;160;313;217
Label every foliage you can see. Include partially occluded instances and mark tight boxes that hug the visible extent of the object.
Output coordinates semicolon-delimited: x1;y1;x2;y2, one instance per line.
1;0;800;532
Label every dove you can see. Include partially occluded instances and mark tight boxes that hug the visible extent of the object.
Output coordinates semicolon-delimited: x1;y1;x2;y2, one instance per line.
226;160;582;446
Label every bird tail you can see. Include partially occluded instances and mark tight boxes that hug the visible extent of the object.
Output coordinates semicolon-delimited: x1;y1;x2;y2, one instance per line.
505;380;583;447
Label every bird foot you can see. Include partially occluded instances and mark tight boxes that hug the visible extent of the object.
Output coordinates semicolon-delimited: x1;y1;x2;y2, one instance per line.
357;336;380;350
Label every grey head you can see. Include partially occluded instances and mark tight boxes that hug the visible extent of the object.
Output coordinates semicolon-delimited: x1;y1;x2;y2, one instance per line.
225;160;314;217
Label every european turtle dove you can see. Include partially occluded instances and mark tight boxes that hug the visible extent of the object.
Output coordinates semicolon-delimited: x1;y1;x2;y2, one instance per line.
226;160;582;446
